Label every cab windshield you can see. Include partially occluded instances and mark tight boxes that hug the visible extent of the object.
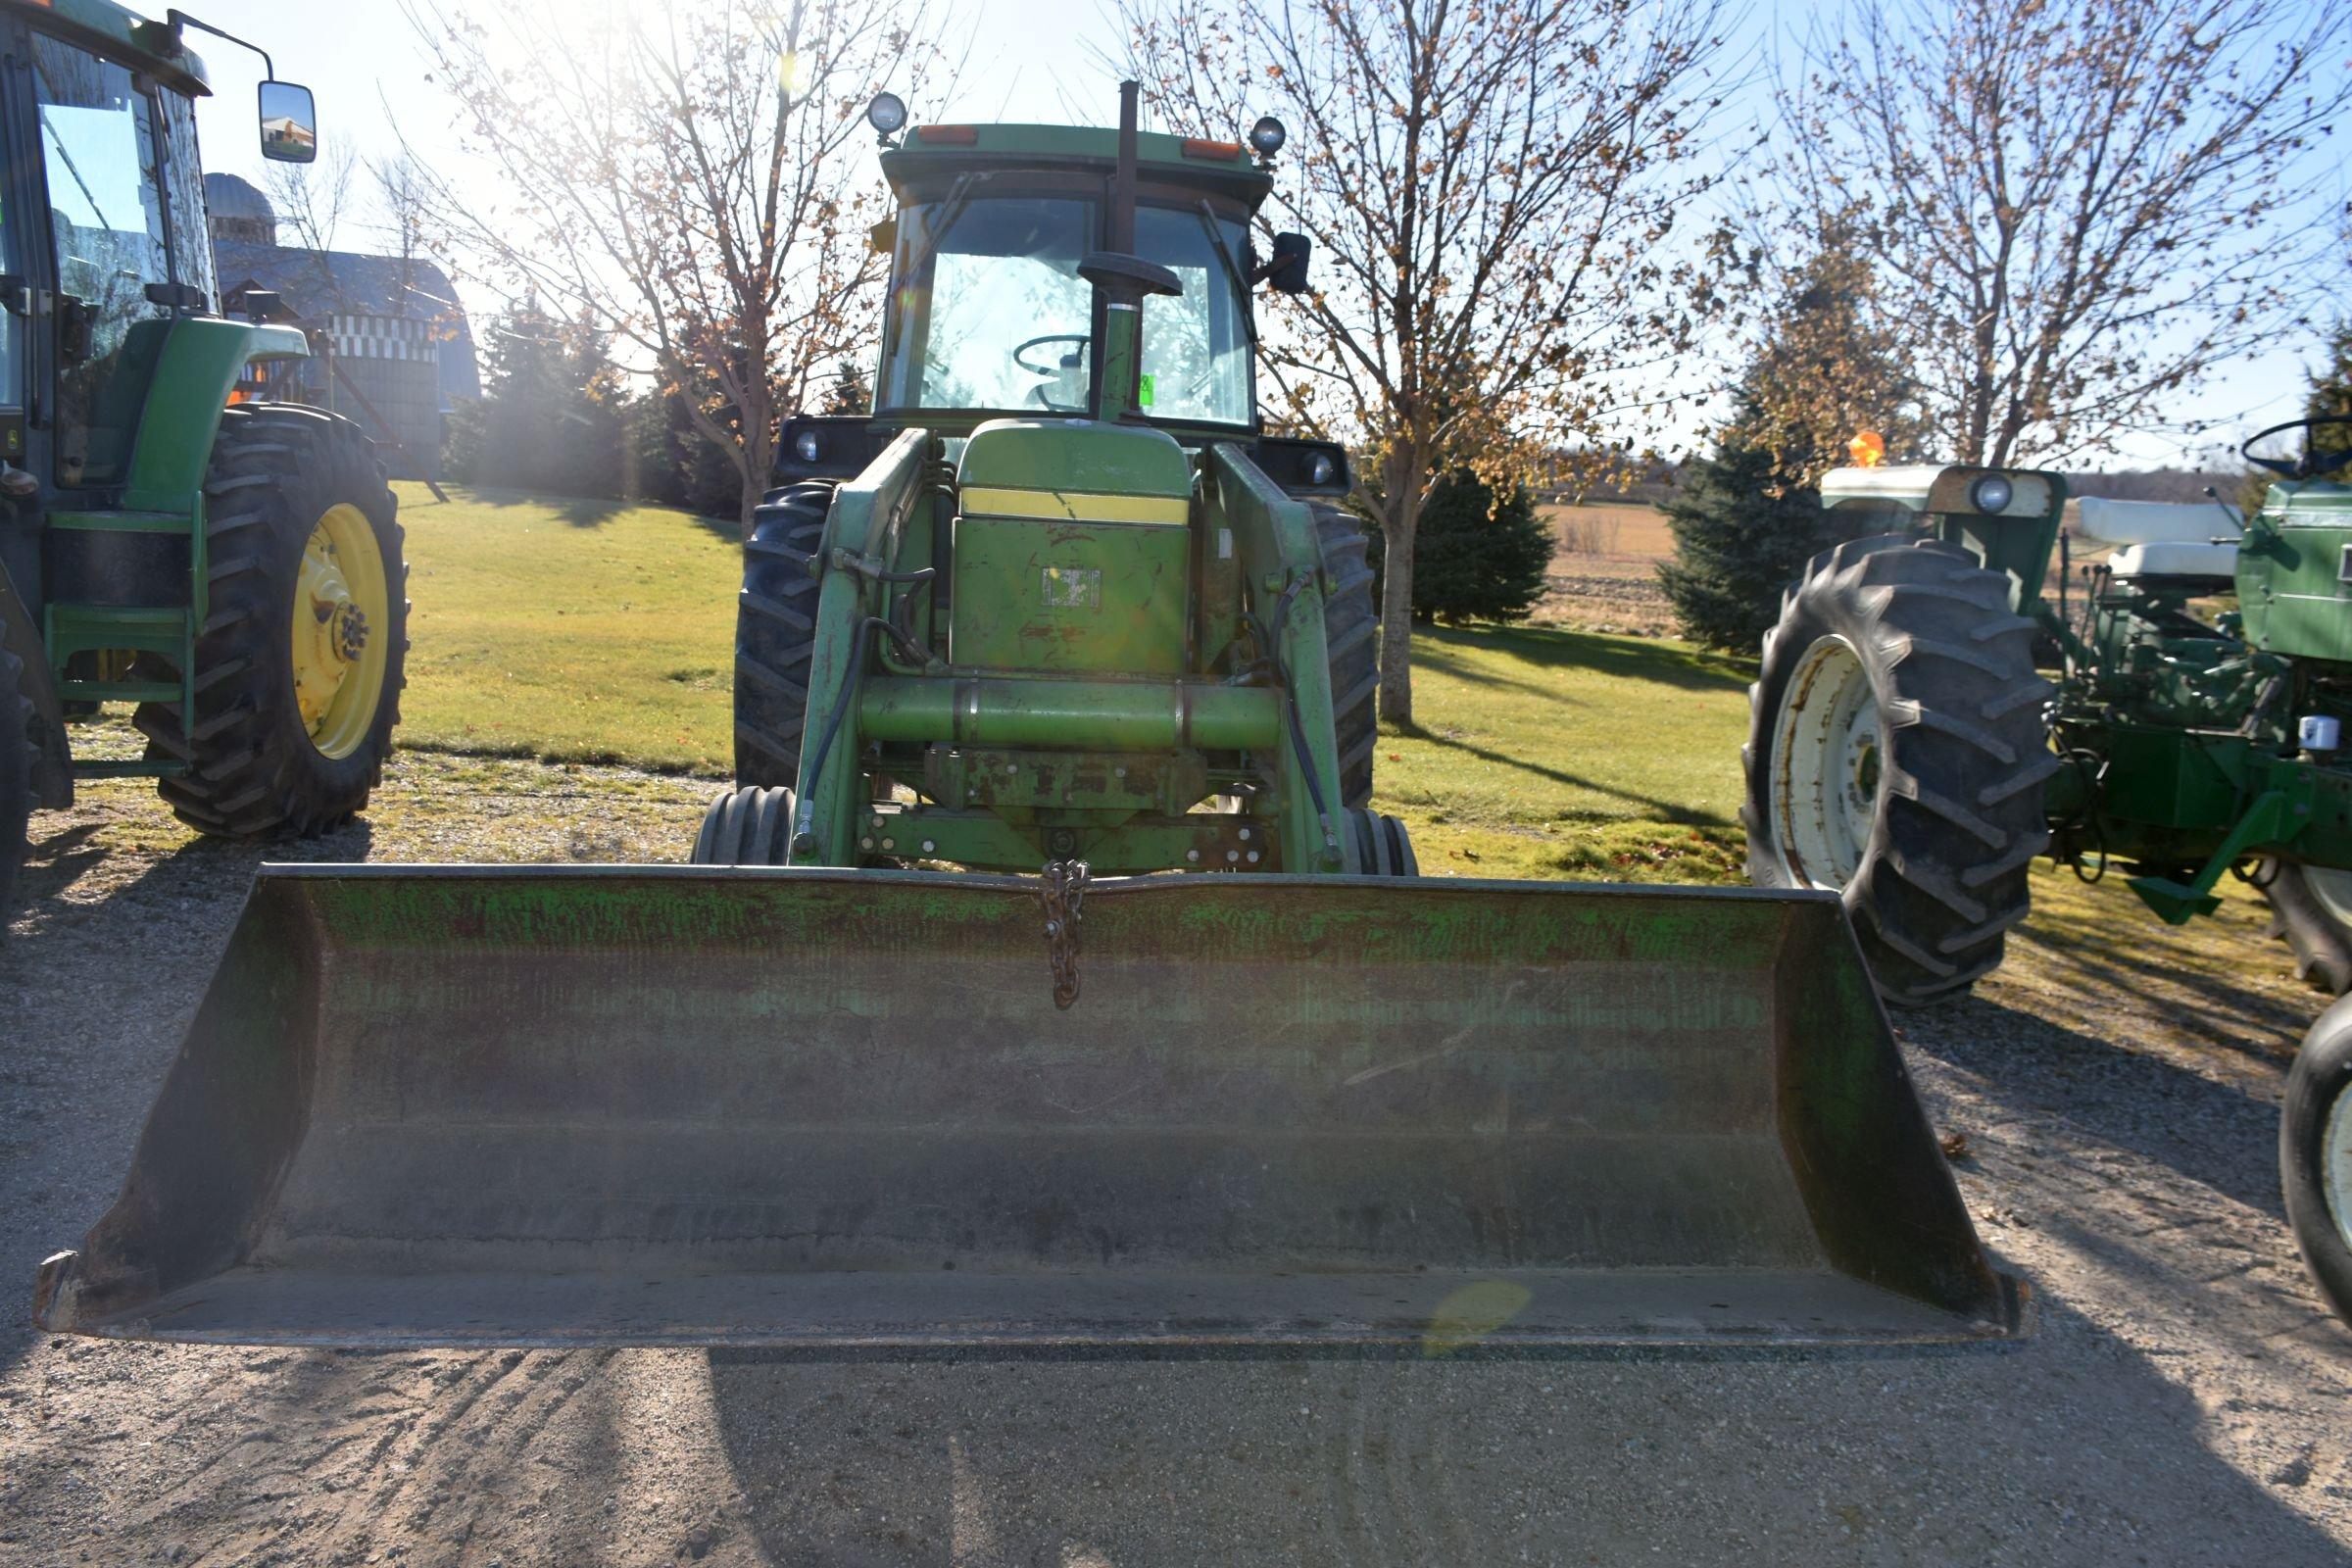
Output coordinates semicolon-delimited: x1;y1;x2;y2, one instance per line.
878;194;1253;427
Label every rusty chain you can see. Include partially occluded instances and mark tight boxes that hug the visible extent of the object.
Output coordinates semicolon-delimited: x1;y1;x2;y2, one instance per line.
1040;858;1091;1009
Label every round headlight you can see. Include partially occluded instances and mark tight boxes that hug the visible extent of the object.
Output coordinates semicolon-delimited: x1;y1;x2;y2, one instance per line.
1307;451;1337;487
1249;116;1287;157
866;92;907;136
1969;474;2014;514
794;428;824;465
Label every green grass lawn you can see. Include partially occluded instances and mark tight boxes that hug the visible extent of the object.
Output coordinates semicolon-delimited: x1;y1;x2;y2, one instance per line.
398;485;742;773
394;483;1753;882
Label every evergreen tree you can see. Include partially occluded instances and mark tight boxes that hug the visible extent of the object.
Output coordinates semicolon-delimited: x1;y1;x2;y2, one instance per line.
2308;320;2352;461
1655;441;1836;653
468;302;627;499
1368;467;1555;624
1658;225;1921;653
822;359;869;416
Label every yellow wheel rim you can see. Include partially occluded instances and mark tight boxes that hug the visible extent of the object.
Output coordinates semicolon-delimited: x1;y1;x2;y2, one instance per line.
289;503;390;760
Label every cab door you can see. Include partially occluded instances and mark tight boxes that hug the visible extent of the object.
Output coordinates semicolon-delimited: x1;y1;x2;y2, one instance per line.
0;19;40;634
26;29;179;490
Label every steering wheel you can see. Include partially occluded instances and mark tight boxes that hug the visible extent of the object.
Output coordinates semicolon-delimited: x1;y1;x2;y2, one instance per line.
2242;415;2352;481
1013;332;1091;414
1013;333;1090;376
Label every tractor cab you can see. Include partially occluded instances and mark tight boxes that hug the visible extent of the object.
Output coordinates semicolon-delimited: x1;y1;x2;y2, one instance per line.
873;122;1268;432
772;101;1341;498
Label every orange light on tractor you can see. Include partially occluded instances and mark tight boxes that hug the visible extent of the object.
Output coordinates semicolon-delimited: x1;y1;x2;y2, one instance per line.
1849;429;1886;468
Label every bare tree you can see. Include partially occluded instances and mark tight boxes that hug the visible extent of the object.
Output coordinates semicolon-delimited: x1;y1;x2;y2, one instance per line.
261;142;364;324
405;0;952;530
1728;213;1932;482
1121;0;1735;724
368;152;431;275
1767;0;2352;468
262;140;357;254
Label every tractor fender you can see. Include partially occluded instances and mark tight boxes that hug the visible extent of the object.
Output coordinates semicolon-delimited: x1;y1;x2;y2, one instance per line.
121;318;311;514
0;556;71;808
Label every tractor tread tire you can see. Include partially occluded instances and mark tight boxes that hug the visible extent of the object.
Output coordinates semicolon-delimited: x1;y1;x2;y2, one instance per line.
2282;996;2352;1326
692;784;795;865
135;404;405;840
1344;807;1418;877
1310;501;1379;809
1;642;29;923
2259;859;2352;996
732;481;834;788
1743;535;2052;1007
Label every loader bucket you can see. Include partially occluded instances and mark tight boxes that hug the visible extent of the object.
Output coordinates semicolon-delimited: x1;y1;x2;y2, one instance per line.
35;866;2024;1352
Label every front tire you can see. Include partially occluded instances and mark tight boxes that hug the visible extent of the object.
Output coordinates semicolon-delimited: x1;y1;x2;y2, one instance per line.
1342;807;1418;876
2283;997;2352;1326
1743;536;2056;1005
1310;501;1379;808
691;785;794;865
136;405;405;839
733;482;834;788
2259;859;2352;995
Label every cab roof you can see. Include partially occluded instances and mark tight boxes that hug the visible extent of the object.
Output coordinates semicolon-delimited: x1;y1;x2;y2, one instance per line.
880;122;1274;210
0;0;211;92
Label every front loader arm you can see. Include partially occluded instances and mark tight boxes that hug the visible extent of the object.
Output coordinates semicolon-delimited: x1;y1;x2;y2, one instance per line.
1207;444;1346;872
792;426;933;863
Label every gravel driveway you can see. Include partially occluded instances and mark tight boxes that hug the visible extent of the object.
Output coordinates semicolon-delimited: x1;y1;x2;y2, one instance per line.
3;745;2348;1567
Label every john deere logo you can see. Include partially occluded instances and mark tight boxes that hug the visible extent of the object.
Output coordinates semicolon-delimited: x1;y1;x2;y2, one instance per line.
1041;565;1102;610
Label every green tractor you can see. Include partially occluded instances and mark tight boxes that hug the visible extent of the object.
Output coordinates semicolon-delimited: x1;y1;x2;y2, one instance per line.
693;89;1393;881
0;1;404;922
35;85;2027;1356
1743;421;2352;1323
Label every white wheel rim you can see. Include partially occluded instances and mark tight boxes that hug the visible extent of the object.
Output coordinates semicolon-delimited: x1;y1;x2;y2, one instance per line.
2328;1086;2352;1256
1769;636;1883;892
2305;866;2352;930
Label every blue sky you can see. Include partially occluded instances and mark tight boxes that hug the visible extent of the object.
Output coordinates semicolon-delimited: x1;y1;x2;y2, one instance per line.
172;0;2343;471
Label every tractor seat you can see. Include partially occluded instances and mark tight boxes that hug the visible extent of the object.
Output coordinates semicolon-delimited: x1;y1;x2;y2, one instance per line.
2077;497;2238;584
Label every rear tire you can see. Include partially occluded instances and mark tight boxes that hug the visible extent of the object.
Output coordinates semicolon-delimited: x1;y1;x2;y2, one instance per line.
691;785;795;865
1311;501;1379;808
1;643;29;921
2259;859;2352;995
733;482;834;788
2282;996;2352;1326
136;405;406;839
1743;536;2056;1006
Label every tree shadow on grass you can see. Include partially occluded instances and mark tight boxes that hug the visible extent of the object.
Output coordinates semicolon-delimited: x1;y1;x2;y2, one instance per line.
2003;900;2310;1072
1394;718;1733;828
1413;622;1750;699
460;484;634;529
459;483;742;544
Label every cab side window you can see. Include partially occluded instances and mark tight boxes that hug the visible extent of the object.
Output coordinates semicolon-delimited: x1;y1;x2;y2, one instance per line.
31;36;172;486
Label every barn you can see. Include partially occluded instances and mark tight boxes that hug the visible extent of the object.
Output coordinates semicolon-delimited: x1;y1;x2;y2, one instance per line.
204;173;481;480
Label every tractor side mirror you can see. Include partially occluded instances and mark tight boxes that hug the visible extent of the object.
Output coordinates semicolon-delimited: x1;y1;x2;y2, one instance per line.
259;80;318;164
869;217;899;256
1260;232;1310;296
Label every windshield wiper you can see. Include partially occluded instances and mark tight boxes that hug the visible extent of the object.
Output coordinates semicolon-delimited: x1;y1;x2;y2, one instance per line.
906;173;988;281
1195;201;1257;345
